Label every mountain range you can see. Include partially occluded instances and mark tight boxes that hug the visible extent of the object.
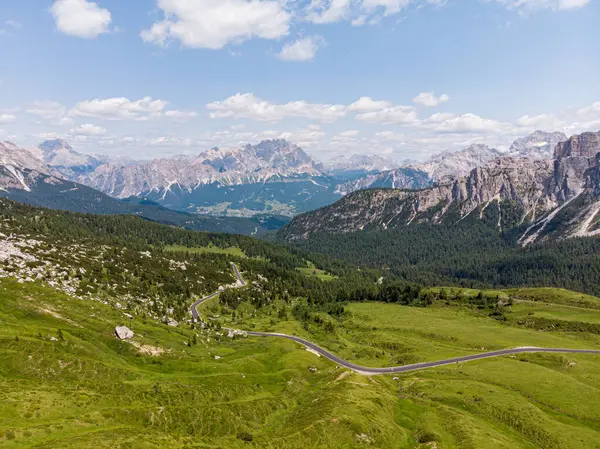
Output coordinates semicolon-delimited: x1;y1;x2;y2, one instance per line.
0;130;575;225
0;130;568;217
280;131;600;247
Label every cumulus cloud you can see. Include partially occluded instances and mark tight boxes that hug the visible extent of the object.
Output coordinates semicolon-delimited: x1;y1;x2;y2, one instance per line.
432;113;509;133
69;97;168;121
165;110;199;121
516;113;566;130
70;123;107;136
492;0;590;11
26;101;67;120
141;0;290;49
413;92;450;107
375;131;405;141
307;0;353;23
51;0;112;39
206;93;348;122
348;97;393;111
577;101;600;121
0;114;16;124
356;105;418;124
277;35;325;61
424;112;456;123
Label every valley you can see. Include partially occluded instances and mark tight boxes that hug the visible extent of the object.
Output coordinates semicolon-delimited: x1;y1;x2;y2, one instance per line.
3;3;600;447
3;130;600;449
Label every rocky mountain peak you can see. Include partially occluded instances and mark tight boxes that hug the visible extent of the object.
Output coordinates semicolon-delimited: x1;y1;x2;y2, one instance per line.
37;139;102;172
509;131;568;160
39;139;73;153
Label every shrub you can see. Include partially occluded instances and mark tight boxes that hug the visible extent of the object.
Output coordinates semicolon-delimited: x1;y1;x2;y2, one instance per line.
237;431;253;442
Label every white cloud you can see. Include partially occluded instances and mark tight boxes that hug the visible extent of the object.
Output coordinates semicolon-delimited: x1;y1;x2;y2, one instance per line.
141;0;290;49
51;0;112;39
307;0;352;24
165;110;199;121
348;97;393;111
26;101;67;120
361;0;412;15
206;93;347;122
356;105;418;124
148;136;194;147
578;102;600;120
70;123;107;136
277;35;325;62
432;113;509;133
424;112;456;123
516;113;566;130
375;131;404;141
0;114;16;124
493;0;590;11
69;97;168;121
576;101;600;130
413;91;450;107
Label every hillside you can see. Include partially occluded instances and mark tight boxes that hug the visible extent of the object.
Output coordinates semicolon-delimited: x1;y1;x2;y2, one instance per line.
4;277;600;447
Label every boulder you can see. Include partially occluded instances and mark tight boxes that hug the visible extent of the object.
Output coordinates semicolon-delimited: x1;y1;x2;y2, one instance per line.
227;329;248;339
115;326;134;340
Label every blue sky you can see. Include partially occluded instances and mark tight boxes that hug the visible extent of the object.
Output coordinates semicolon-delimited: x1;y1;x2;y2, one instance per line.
0;0;598;161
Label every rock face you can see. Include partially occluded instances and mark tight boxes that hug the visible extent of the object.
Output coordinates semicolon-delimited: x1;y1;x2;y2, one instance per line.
115;326;134;340
555;132;600;158
281;132;600;246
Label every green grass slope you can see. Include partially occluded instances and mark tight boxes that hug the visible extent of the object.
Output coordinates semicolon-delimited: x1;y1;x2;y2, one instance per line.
221;288;600;449
0;279;414;448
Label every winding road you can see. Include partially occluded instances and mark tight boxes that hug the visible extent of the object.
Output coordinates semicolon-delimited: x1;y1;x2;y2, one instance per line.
190;262;247;321
191;263;600;375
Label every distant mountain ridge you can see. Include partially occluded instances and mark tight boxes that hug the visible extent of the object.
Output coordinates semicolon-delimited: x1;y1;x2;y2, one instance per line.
1;130;580;219
280;131;600;246
336;133;566;196
326;154;401;174
0;141;289;235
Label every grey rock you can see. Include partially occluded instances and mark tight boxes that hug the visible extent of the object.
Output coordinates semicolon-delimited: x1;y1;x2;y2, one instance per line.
115;326;134;340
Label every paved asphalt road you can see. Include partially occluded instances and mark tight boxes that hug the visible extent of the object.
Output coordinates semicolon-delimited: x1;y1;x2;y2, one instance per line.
193;263;600;375
190;262;246;321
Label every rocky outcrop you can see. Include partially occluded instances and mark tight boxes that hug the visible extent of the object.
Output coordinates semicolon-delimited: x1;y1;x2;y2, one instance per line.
555;132;600;158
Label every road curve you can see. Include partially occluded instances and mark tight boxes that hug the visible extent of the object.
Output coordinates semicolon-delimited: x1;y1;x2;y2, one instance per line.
193;263;600;375
243;332;600;375
190;262;246;321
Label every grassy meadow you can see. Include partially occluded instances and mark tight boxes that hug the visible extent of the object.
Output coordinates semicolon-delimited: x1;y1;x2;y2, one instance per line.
3;276;600;448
